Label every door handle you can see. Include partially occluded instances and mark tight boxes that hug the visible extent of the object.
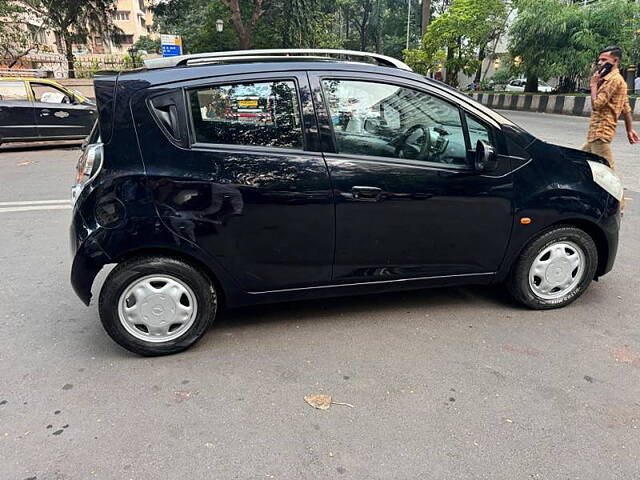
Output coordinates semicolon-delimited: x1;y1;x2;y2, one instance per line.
352;186;383;202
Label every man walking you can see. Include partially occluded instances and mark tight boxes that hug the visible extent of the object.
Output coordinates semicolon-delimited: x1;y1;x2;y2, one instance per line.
635;72;640;95
581;46;639;170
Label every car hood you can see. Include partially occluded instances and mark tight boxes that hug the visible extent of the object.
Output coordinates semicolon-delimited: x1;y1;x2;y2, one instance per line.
556;144;608;166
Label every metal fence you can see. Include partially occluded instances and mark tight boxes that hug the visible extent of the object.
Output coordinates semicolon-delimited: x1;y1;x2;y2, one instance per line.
74;56;140;78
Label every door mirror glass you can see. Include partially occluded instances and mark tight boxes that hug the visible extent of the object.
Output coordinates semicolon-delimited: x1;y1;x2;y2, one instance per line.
474;140;498;172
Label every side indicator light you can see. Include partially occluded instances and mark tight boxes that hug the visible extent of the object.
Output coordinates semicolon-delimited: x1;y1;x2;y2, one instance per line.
520;217;532;225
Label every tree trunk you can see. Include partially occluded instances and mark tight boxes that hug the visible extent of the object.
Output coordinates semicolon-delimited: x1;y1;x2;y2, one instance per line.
64;36;75;79
474;46;485;83
421;0;431;36
221;0;264;50
444;45;455;85
525;75;538;93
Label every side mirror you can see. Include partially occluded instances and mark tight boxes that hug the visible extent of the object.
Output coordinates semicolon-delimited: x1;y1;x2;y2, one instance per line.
474;140;498;172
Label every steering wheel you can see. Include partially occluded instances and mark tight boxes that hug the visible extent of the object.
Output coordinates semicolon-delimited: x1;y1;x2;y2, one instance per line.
394;124;431;160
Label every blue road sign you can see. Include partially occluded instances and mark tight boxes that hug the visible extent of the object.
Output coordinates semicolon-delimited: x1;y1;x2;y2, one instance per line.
162;44;182;57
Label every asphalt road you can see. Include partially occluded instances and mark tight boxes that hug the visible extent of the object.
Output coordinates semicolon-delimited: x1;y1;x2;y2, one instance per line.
1;111;639;480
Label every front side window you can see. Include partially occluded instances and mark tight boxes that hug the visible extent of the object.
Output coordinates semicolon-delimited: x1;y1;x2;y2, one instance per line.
0;81;28;101
465;114;493;150
188;80;303;150
31;83;71;104
321;79;467;166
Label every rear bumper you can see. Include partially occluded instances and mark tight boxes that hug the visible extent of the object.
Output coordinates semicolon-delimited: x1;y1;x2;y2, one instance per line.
70;209;110;306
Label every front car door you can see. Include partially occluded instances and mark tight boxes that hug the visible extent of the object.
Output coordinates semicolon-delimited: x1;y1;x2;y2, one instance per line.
29;82;95;139
0;80;37;142
132;71;335;293
309;72;514;284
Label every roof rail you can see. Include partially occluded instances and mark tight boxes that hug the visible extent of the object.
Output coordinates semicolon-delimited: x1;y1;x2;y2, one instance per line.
144;49;412;71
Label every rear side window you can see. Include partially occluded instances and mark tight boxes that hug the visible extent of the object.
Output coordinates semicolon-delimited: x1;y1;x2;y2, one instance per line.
188;80;303;149
0;81;28;101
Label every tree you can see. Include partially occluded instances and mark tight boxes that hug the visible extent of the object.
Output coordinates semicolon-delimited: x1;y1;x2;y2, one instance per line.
25;0;123;78
406;0;508;86
219;0;266;49
134;35;161;54
0;2;40;69
509;0;640;93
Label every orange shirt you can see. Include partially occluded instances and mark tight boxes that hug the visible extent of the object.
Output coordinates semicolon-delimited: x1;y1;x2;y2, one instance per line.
588;68;631;142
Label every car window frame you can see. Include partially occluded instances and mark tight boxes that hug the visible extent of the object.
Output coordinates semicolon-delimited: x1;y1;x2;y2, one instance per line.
185;75;309;154
29;81;73;105
0;80;31;102
316;75;477;171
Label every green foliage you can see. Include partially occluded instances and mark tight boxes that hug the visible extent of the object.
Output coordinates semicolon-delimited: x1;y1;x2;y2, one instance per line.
417;0;509;86
509;0;640;92
23;0;123;77
134;35;161;54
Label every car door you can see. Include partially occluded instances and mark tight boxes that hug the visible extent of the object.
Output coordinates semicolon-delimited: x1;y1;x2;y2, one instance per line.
0;80;37;142
132;71;335;293
310;72;514;284
29;82;95;139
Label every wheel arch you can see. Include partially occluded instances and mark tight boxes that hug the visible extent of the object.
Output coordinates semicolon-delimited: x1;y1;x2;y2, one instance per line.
109;246;231;309
500;218;609;282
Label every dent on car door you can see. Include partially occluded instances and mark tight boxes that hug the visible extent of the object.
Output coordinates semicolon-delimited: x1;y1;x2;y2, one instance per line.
30;82;95;138
132;73;335;293
0;81;37;141
312;74;514;283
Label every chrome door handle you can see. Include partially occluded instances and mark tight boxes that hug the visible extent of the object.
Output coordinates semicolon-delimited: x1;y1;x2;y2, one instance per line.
352;186;383;202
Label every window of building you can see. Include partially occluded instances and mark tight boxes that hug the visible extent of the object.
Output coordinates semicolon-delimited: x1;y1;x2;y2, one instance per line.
188;80;303;150
114;11;130;21
321;79;468;166
0;81;28;101
122;34;134;44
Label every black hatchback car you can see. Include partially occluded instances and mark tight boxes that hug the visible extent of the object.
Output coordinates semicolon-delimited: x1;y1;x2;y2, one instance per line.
70;49;622;356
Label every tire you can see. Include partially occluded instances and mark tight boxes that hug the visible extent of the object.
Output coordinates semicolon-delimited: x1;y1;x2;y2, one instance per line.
507;226;598;310
98;256;217;356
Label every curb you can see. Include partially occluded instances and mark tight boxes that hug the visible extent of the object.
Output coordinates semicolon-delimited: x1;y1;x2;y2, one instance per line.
469;92;640;121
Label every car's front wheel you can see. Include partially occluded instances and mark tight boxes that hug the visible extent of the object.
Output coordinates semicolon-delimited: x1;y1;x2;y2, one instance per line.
98;256;217;356
507;226;598;309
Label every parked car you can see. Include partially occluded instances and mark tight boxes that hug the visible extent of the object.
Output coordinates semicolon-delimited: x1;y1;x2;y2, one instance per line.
0;77;96;146
70;49;622;356
505;79;554;93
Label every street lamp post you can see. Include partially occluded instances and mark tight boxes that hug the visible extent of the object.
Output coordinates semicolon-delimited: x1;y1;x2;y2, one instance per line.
128;46;138;68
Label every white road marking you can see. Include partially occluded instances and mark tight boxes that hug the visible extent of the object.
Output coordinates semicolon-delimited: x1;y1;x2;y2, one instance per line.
0;199;69;206
0;205;72;213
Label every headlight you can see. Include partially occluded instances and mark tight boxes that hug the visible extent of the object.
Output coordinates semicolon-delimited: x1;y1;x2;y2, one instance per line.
587;160;623;202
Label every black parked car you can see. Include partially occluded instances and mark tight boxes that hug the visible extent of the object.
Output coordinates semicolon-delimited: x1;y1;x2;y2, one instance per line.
0;77;96;146
70;49;622;356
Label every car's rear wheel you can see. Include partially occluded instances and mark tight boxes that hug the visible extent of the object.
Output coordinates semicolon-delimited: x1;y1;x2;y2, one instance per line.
507;226;598;309
98;256;217;356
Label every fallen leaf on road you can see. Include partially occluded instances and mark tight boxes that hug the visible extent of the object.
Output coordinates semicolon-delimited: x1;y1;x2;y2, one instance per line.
505;418;513;423
304;394;354;410
16;161;32;166
305;394;332;410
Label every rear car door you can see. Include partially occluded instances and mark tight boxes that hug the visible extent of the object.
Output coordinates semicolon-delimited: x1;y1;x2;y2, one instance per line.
0;80;37;142
132;71;335;293
310;72;514;283
29;82;95;139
